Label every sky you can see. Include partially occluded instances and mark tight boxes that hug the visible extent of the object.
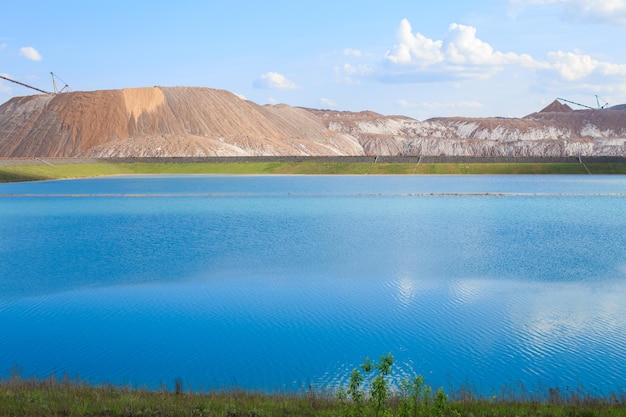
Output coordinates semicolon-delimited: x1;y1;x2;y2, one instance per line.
1;0;626;119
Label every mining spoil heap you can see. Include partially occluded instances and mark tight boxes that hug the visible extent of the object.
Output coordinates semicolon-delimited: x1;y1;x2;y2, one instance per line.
1;88;625;158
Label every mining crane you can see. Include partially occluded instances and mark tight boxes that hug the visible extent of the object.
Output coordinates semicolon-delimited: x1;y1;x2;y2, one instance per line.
0;74;52;94
50;72;71;93
0;72;71;95
595;95;609;109
557;95;609;110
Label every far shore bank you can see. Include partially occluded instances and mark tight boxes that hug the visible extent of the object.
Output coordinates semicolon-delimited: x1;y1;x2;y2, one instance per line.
3;155;626;166
1;156;626;182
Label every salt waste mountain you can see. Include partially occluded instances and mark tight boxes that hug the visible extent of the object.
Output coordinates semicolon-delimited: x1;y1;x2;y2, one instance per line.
1;86;625;158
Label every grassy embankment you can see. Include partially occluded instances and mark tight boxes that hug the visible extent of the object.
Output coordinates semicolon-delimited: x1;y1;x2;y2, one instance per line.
2;371;625;417
1;160;626;182
2;355;625;416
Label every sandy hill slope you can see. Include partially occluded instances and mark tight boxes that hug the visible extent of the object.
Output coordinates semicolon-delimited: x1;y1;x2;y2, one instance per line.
1;88;625;158
0;86;362;157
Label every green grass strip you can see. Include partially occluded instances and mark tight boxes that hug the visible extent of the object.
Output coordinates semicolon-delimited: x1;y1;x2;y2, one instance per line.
1;374;625;417
1;161;626;183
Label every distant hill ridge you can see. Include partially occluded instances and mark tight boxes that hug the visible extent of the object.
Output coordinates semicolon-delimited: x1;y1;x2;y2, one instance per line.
538;99;573;113
1;86;625;158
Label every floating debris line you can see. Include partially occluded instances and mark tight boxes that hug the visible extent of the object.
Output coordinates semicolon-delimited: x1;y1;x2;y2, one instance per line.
2;192;626;198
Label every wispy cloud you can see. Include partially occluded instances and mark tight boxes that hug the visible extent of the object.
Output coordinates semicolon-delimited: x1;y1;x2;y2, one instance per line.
509;0;626;24
253;72;299;90
419;100;483;109
18;46;43;61
343;48;363;57
320;97;337;107
399;99;482;110
397;99;418;108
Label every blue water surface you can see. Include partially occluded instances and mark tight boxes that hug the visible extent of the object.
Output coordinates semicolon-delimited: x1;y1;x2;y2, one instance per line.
1;175;625;395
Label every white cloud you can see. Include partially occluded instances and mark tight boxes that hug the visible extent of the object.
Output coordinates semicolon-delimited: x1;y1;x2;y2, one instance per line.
397;99;483;114
577;0;625;21
547;50;626;80
343;63;357;76
343;62;373;77
444;23;538;68
343;48;362;57
378;19;626;84
510;0;626;24
508;0;563;14
339;62;374;85
382;20;546;82
19;46;43;61
386;19;443;65
398;99;418;108
547;50;597;80
320;97;337;107
253;72;298;90
420;101;483;109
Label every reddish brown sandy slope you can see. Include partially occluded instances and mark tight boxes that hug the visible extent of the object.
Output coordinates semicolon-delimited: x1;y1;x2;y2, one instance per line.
1;89;625;158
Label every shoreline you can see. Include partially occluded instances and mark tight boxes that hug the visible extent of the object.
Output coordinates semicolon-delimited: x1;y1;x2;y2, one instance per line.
1;156;626;182
2;372;625;416
2;155;626;166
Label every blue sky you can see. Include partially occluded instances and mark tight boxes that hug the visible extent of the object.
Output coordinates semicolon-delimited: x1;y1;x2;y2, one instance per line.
2;0;626;119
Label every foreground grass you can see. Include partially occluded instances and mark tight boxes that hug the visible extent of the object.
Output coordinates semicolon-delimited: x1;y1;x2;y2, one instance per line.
1;160;626;183
2;374;626;417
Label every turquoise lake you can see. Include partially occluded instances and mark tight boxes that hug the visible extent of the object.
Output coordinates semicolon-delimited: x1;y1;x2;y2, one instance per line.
1;175;625;395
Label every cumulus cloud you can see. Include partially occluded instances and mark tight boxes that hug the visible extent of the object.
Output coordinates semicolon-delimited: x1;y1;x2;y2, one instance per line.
547;50;597;80
382;20;545;82
378;18;626;84
19;46;43;61
510;0;626;24
253;72;298;90
386;19;444;65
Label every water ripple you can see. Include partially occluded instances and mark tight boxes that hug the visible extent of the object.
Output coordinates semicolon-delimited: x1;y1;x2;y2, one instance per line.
3;176;626;394
3;192;626;198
